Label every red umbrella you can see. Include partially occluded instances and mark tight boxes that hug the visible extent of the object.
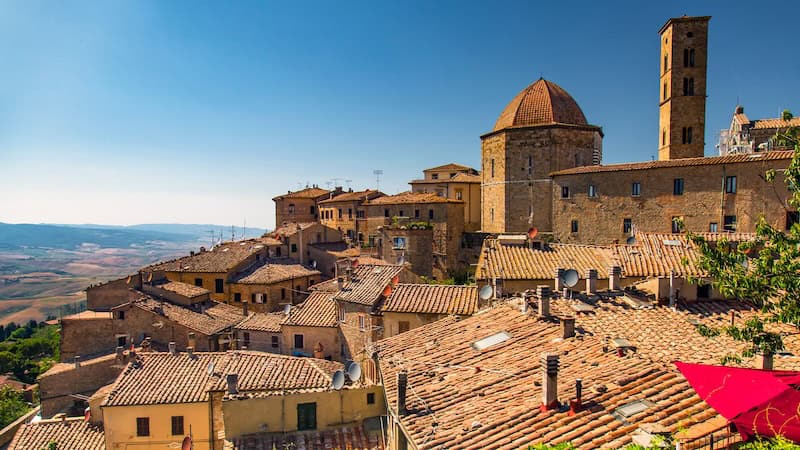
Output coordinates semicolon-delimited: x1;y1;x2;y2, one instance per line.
676;361;800;442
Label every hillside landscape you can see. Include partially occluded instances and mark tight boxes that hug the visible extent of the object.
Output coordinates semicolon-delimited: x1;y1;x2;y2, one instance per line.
0;223;265;325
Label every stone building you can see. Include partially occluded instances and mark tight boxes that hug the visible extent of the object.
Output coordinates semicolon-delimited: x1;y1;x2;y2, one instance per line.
380;284;478;338
272;185;337;226
228;258;321;312
318;189;384;243
480;78;603;235
718;105;800;155
377;225;434;277
410;163;481;231
268;221;343;265
233;311;284;353
658;16;710;160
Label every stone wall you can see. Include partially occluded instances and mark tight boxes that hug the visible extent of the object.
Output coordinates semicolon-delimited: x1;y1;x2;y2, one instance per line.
86;276;140;311
281;324;342;361
229;276;318;313
552;158;792;244
39;352;128;418
275;197;319;226
378;227;434;278
60;313;116;362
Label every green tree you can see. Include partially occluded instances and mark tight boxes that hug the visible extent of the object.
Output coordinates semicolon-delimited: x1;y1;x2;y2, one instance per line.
0;385;29;429
688;112;799;360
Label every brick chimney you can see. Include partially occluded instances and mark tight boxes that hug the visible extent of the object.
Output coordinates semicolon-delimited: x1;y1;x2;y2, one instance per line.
541;353;559;411
608;266;621;291
188;332;196;349
226;374;239;394
585;269;597;294
536;285;551;318
74;355;81;369
168;342;176;355
554;268;565;291
242;300;249;316
397;371;408;415
560;316;575;339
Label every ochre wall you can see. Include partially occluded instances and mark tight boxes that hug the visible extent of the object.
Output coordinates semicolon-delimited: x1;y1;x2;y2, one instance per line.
280;324;342;361
382;311;445;338
103;402;211;450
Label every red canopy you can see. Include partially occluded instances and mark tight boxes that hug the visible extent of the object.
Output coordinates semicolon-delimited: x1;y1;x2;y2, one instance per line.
676;361;800;442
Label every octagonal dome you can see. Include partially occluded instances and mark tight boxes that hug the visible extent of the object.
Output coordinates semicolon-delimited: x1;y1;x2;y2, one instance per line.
493;78;588;132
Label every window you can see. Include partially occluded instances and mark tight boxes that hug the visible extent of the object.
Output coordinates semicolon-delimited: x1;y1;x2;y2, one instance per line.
276;247;281;257
663;82;668;101
588;185;598;198
673;178;684;195
709;222;718;232
234;293;241;303
662;129;667;146
338;305;345;322
571;220;578;233
117;335;127;347
681;126;693;144
281;288;286;300
243;332;250;348
528;155;533;175
358;314;366;331
310;205;316;215
697;284;711;299
787;212;800;231
367;392;376;404
194;278;203;287
171;416;184;435
271;335;279;348
297;402;317;431
291;243;298;252
428;209;434;220
450;172;456;178
455;189;463;200
490;208;494;223
338;209;343;219
689;48;695;67
117;310;125;320
348;208;352;219
432;173;439;180
215;279;224;294
384;209;390;218
392;237;407;249
491;159;495;178
623;218;632;234
399;210;404;217
294;334;304;349
683;77;694;96
414;209;420;218
671;217;682;234
288;203;295;214
136;417;150;437
725;176;737;194
683;48;689;67
663;54;668;73
561;186;570;199
398;321;410;334
724;215;737;232
631;182;641;197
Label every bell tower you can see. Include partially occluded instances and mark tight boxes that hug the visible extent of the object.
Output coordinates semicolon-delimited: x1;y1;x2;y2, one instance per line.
658;16;711;160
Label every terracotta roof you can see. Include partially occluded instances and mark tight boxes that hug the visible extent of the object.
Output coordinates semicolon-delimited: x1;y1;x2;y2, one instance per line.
123;295;244;336
318;189;384;204
9;418;105;450
270;222;318;238
493;79;589;132
233;259;320;285
156;280;210;298
365;192;463;205
335;264;406;306
284;292;338;328
376;298;800;450
614;232;757;278
382;284;478;315
475;241;614;280
550;151;794;176
148;239;267;273
102;351;342;407
752;116;800;129
410;172;482;184
226;425;384;450
272;186;330;201
424;163;477;172
61;310;114;320
235;312;284;332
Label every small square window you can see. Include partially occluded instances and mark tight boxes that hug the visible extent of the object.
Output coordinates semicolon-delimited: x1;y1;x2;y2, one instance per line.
672;217;683;234
724;215;737;232
294;334;304;349
234;293;241;303
588;185;598;198
571;220;578;233
215;279;224;294
709;222;718;233
291;243;298;253
117;310;125;320
136;417;150;437
392;237;407;250
414;209;420;218
367;392;376;404
673;178;684;195
358;315;366;331
271;335;279;348
623;218;632;234
194;278;203;287
561;186;570;199
171;416;184;435
725;176;737;194
631;182;641;197
428;209;434;220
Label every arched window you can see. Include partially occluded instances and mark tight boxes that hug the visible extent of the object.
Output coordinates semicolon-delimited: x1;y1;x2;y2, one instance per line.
688;78;694;95
662;129;667;146
683;49;689;67
663;54;668;73
689;49;695;67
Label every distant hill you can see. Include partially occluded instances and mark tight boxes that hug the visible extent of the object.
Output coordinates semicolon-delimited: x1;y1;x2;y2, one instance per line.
61;223;267;240
0;223;196;250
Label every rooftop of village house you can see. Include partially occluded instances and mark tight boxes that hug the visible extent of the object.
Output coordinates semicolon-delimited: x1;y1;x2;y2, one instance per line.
112;293;245;336
382;284;478;316
224;424;385;450
8;417;106;450
271;185;331;201
317;188;384;204
364;191;464;205
146;238;279;273
231;257;320;285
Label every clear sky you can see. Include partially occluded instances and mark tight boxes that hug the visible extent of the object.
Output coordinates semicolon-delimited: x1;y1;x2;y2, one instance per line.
1;1;798;229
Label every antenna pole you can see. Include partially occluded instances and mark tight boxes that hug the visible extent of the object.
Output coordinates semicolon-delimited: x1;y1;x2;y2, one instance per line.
373;169;383;192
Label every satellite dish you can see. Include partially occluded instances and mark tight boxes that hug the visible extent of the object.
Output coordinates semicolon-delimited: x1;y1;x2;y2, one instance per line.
181;436;192;450
283;304;291;315
206;362;215;375
146;273;153;283
626;236;637;245
346;361;362;382
84;407;91;422
332;370;346;390
312;260;317;268
528;227;539;239
479;285;493;301
561;269;579;288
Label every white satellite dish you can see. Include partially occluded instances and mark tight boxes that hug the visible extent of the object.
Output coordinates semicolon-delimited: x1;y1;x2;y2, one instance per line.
626;236;637;245
346;361;362;382
561;269;580;288
312;260;317;268
283;304;291;315
206;362;215;375
479;285;493;301
332;370;346;390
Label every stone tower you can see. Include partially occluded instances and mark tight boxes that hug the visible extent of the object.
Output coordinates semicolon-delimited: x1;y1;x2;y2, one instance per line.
658;16;711;160
481;78;603;235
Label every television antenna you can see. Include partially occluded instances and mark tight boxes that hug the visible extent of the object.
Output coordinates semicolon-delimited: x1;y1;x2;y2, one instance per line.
373;169;383;191
345;179;353;190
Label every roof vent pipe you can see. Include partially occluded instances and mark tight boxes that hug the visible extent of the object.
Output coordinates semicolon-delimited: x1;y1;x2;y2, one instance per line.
608;266;621;291
74;355;81;369
560;316;575;339
569;378;583;415
554;268;565;291
536;286;551;318
187;346;194;359
541;353;559;411
585;269;598;295
397;371;408;416
168;342;176;355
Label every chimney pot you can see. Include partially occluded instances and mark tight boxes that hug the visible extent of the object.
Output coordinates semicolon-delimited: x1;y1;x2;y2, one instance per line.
608;266;621;291
227;373;239;394
560;316;576;339
541;353;559;410
397;371;408;415
554;268;565;291
242;300;249;316
585;269;598;294
760;353;774;370
536;285;551;318
168;342;177;355
187;346;194;358
74;355;81;369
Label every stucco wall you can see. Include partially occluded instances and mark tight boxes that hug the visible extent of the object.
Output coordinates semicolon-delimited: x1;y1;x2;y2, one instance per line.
102;402;211;450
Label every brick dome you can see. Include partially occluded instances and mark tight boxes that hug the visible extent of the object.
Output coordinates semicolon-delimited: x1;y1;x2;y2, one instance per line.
493;78;588;132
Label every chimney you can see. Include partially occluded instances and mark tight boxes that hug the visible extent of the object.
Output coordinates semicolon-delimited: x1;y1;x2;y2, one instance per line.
187;346;195;358
188;332;196;349
560;316;575;339
760;353;774;370
569;378;583;415
337;277;345;291
74;355;81;369
116;346;124;362
554;268;565;291
168;342;177;355
541;353;559;411
585;269;597;294
608;266;621;291
242;300;249;316
226;374;239;394
536;285;551;318
397;371;408;415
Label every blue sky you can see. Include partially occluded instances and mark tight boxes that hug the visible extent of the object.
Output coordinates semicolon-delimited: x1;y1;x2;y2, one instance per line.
1;1;798;229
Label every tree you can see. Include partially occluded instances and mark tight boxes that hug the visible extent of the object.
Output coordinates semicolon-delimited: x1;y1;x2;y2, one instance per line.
688;111;799;361
0;386;29;429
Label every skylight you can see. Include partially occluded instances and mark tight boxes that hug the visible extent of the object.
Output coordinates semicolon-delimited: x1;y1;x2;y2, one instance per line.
662;239;682;246
471;331;511;351
613;400;654;422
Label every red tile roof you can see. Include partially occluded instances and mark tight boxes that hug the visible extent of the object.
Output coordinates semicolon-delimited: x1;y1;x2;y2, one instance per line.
284;292;338;328
752;117;800;129
272;186;330;201
121;295;244;336
234;312;285;333
410;172;482;184
551;151;793;176
233;259;320;285
382;284;478;315
318;189;384;204
335;264;406;306
494;79;589;132
270;222;318;238
475;241;614;280
156;280;210;298
365;192;463;205
423;163;477;172
9;418;105;450
148;239;268;273
226;425;384;450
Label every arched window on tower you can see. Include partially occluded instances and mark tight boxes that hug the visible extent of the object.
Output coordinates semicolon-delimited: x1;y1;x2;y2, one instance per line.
663;54;668;73
683;49;689;67
662;129;667;146
683;78;688;96
689;49;695;67
688;78;694;95
663;82;668;101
